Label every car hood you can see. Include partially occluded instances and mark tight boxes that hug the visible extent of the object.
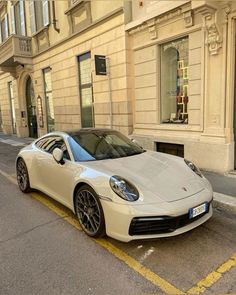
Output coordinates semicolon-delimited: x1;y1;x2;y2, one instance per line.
85;151;208;203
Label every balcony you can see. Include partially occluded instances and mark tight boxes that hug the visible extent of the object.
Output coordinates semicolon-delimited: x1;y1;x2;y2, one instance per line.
0;35;32;72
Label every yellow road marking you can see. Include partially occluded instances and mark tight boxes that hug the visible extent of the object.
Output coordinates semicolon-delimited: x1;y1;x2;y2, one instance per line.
31;192;184;295
0;168;183;294
1;168;235;294
187;253;236;294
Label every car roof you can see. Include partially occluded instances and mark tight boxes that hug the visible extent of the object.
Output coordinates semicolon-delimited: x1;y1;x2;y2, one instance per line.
41;128;116;138
65;128;116;136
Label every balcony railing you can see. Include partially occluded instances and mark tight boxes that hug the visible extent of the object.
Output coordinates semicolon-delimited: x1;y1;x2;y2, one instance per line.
0;35;32;69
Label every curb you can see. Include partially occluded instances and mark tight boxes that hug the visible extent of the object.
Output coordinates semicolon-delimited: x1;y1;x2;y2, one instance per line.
213;192;236;214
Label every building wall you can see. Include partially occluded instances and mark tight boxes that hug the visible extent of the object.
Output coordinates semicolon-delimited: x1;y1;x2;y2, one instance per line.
0;2;132;139
126;0;236;173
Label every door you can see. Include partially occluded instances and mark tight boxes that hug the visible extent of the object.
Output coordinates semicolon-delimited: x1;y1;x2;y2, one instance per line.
26;77;38;138
78;52;94;128
35;136;75;208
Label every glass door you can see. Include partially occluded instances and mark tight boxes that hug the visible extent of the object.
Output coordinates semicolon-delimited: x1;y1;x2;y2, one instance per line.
26;77;38;138
78;52;94;128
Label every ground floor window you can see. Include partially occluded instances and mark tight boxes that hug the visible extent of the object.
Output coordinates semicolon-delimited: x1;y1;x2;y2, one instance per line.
43;68;54;132
78;52;94;128
161;37;189;124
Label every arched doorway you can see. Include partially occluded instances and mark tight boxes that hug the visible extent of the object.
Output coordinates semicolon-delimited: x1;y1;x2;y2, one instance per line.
26;77;38;138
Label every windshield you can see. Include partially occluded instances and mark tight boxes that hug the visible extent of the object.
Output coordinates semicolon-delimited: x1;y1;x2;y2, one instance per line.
68;130;145;161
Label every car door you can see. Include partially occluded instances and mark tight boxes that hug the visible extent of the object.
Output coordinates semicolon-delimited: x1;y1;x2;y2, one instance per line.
35;136;77;209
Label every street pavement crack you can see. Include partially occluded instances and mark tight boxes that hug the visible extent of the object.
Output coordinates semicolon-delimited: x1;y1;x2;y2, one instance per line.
0;215;69;245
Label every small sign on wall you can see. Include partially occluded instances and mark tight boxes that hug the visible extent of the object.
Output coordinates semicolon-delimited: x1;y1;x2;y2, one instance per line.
95;55;107;75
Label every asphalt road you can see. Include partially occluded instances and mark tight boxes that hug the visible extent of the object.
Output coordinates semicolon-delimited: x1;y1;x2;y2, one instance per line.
0;141;235;295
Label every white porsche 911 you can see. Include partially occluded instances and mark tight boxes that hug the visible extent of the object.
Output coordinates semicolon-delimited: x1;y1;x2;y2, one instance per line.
16;129;213;242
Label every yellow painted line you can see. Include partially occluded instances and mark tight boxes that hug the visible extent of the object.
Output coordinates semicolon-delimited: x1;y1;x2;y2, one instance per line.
96;238;184;294
187;252;236;294
2;168;236;294
0;168;183;294
31;191;184;295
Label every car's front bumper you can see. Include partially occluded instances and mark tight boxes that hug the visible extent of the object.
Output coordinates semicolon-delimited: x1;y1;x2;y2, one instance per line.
101;189;213;242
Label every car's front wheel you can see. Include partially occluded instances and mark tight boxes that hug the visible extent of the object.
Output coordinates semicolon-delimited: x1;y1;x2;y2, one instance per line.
16;158;31;193
75;185;105;238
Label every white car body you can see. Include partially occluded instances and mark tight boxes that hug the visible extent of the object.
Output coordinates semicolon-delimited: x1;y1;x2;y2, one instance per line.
16;131;213;242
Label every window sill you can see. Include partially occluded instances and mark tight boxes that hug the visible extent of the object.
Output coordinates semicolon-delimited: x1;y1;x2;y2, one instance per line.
31;25;49;38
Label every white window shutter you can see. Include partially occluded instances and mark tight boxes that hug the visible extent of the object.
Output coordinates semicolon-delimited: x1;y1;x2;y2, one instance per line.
42;0;50;27
19;0;26;36
10;6;16;35
29;0;36;34
5;14;9;39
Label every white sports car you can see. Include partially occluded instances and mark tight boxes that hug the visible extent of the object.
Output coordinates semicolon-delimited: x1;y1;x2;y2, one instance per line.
16;129;213;242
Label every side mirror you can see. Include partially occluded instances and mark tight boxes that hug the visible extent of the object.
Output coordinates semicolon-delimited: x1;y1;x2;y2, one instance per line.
52;148;64;165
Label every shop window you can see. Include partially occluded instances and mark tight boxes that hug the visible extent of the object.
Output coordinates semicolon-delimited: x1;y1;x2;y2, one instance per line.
0;14;9;43
43;68;55;132
29;0;49;35
156;142;184;158
161;37;189;124
10;0;26;36
78;52;94;128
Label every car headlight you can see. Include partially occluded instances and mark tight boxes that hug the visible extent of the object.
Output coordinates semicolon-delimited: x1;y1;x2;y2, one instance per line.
184;159;203;178
109;175;139;201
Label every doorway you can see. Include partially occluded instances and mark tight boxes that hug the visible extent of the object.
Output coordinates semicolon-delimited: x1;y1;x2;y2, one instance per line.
26;77;38;138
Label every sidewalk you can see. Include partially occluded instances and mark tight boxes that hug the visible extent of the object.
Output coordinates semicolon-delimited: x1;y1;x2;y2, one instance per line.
0;132;236;214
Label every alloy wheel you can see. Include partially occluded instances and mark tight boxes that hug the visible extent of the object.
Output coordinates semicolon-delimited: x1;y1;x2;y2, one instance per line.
76;189;102;236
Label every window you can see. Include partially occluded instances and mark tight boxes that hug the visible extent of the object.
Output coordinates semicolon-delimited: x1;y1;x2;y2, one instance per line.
10;0;26;36
160;37;189;124
69;130;145;161
43;68;54;132
36;136;70;160
29;0;49;35
0;14;9;43
78;52;94;128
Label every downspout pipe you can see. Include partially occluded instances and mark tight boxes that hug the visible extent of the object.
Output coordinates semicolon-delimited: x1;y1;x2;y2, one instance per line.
52;1;60;33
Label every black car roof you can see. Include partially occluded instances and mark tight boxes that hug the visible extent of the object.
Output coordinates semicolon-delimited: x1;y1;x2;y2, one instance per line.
65;128;116;136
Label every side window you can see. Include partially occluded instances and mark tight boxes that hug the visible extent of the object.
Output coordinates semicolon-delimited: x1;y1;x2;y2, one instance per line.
36;136;70;160
35;137;51;149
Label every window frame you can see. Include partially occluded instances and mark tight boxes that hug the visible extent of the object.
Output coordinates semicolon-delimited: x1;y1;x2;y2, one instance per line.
0;14;9;43
77;51;94;128
11;0;26;36
35;136;71;161
160;36;189;125
29;0;50;35
43;67;55;133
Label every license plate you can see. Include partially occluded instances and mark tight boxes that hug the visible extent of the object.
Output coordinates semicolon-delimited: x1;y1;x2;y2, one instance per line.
189;203;208;219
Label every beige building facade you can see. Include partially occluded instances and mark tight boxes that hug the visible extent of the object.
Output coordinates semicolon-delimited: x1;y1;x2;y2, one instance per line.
126;0;236;173
0;0;132;138
1;0;236;174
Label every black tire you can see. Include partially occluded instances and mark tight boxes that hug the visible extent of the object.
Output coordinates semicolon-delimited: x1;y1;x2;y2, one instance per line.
75;185;105;238
16;158;32;193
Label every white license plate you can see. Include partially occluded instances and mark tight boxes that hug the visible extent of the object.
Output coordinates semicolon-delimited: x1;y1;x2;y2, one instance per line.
189;203;208;219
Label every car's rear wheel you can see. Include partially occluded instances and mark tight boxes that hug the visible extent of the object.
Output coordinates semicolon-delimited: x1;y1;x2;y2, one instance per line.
16;158;31;193
75;185;105;238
